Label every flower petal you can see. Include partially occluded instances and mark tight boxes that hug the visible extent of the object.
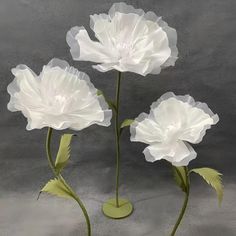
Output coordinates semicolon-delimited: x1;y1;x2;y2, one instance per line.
66;26;82;60
47;58;70;69
7;65;41;113
67;26;112;63
150;92;219;143
90;14;116;49
143;141;197;166
144;14;178;68
108;2;145;18
130;112;163;144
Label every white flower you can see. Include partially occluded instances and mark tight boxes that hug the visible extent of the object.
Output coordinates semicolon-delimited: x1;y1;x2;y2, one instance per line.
130;92;219;166
7;58;112;131
66;2;178;76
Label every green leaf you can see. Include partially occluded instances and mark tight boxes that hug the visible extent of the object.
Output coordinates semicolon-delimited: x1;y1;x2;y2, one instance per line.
55;134;75;174
120;119;134;129
173;166;187;192
190;167;223;205
96;89;117;113
40;178;73;199
119;119;134;135
97;89;103;96
107;100;117;113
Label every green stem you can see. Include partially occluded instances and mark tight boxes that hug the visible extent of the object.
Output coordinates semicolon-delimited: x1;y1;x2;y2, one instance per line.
174;167;186;190
59;175;91;236
170;167;190;236
115;71;122;208
46;127;91;236
46;127;56;176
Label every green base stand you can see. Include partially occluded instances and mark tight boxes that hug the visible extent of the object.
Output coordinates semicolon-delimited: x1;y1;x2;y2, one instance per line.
102;198;133;219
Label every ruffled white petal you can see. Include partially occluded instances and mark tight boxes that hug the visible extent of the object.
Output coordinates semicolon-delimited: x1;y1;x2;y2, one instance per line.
143;141;197;166
150;92;219;143
66;26;113;63
130;113;163;144
7;58;112;131
156;18;178;68
108;2;145;17
66;26;82;60
7;65;41;113
66;2;178;76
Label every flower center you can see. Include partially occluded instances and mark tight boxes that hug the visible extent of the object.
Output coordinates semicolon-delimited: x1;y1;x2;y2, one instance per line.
47;95;67;115
116;42;132;59
164;123;181;144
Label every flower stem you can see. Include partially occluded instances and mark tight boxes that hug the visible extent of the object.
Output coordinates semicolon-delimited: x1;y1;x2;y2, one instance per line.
115;71;122;208
59;175;91;236
46;128;57;176
170;167;190;236
46;127;91;236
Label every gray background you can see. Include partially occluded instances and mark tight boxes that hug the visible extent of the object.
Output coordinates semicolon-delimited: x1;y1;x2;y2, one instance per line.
0;0;235;235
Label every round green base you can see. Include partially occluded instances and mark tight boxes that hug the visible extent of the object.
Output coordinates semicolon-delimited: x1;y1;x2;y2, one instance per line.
102;198;133;219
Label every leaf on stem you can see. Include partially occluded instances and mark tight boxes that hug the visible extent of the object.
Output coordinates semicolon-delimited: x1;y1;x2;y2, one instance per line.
120;119;134;135
190;167;223;205
107;100;117;113
97;90;103;96
55;134;75;174
97;89;117;113
173;166;187;192
40;178;73;199
120;119;134;128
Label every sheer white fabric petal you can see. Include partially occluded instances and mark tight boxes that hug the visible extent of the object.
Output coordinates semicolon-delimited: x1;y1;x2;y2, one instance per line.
130;92;219;166
7;58;112;131
8;65;41;112
66;27;113;63
130;113;163;144
143;141;197;166
150;92;219;144
66;26;82;60
108;2;145;17
66;2;178;76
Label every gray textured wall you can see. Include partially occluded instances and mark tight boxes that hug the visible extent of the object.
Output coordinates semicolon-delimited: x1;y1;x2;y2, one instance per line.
0;0;235;235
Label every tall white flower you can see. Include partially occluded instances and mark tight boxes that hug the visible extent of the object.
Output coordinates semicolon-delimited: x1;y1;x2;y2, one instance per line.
130;92;219;166
7;58;112;130
66;2;178;76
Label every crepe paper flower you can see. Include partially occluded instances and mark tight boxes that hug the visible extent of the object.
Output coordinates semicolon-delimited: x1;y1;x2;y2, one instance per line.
130;92;223;236
7;59;113;236
130;92;219;166
66;2;178;76
66;2;178;219
7;58;112;131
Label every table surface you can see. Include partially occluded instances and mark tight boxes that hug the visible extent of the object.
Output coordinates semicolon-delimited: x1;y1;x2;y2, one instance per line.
0;159;235;236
